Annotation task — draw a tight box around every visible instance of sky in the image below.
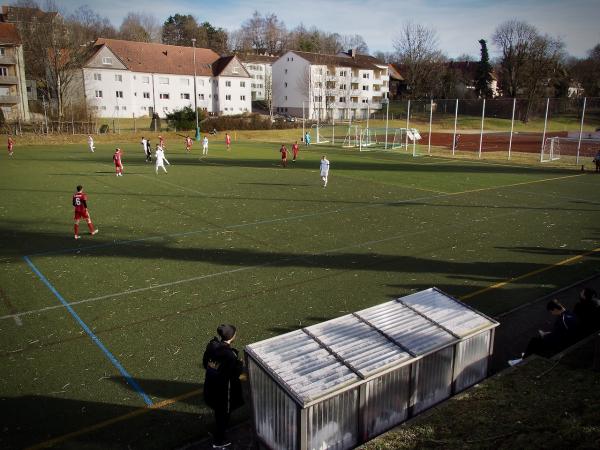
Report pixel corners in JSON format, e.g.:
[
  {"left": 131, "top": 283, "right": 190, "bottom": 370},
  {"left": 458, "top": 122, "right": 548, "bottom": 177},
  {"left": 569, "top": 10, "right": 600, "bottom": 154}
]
[{"left": 56, "top": 0, "right": 599, "bottom": 58}]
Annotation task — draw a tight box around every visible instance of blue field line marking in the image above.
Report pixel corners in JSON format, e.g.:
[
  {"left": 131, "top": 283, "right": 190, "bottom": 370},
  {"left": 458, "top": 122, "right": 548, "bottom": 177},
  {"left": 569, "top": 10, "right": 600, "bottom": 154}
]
[{"left": 23, "top": 256, "right": 154, "bottom": 406}]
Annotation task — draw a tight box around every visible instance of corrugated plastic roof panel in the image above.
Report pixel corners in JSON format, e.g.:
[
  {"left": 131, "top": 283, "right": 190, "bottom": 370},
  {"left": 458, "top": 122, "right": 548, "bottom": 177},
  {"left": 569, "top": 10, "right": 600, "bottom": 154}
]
[
  {"left": 305, "top": 314, "right": 411, "bottom": 378},
  {"left": 355, "top": 301, "right": 456, "bottom": 355},
  {"left": 246, "top": 329, "right": 360, "bottom": 405},
  {"left": 399, "top": 288, "right": 497, "bottom": 338}
]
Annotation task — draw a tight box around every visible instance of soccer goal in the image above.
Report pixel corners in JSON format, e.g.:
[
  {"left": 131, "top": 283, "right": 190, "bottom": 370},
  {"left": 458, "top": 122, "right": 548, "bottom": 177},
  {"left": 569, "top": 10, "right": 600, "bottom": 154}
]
[
  {"left": 541, "top": 137, "right": 561, "bottom": 162},
  {"left": 310, "top": 124, "right": 330, "bottom": 144},
  {"left": 342, "top": 125, "right": 361, "bottom": 148}
]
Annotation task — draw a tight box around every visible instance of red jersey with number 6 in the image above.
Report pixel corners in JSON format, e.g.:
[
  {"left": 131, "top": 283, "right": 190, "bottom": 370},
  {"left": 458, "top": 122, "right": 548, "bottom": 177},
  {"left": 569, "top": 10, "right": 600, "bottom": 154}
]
[{"left": 73, "top": 192, "right": 89, "bottom": 220}]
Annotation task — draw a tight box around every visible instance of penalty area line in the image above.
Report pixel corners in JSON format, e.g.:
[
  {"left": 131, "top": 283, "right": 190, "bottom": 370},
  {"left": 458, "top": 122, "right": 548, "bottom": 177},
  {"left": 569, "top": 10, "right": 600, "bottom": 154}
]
[{"left": 22, "top": 256, "right": 153, "bottom": 406}]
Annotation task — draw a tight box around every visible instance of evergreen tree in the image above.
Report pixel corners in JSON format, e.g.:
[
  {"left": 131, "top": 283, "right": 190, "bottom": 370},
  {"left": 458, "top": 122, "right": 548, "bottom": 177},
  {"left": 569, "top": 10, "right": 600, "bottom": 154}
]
[{"left": 475, "top": 39, "right": 493, "bottom": 98}]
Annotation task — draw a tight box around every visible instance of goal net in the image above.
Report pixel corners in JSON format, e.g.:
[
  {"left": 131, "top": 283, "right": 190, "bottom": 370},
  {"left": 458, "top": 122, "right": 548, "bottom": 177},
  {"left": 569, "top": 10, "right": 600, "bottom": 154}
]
[
  {"left": 310, "top": 124, "right": 329, "bottom": 144},
  {"left": 541, "top": 137, "right": 561, "bottom": 162}
]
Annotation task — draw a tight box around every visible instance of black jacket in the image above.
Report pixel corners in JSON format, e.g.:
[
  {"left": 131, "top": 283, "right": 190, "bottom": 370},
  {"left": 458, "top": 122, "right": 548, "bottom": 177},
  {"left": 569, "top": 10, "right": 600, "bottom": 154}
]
[{"left": 202, "top": 337, "right": 244, "bottom": 412}]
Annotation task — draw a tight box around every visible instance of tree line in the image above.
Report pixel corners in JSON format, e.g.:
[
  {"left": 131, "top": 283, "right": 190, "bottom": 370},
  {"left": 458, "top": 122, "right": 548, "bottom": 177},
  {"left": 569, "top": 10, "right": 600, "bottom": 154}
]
[{"left": 8, "top": 0, "right": 600, "bottom": 124}]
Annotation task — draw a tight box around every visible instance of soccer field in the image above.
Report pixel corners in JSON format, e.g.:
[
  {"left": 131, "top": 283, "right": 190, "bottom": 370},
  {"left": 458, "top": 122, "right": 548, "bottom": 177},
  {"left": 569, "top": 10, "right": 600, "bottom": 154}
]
[{"left": 1, "top": 139, "right": 599, "bottom": 449}]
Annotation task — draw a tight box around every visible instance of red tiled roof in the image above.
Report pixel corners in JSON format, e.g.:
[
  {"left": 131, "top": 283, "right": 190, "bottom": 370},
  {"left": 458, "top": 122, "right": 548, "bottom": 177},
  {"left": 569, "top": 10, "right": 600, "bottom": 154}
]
[
  {"left": 0, "top": 22, "right": 21, "bottom": 45},
  {"left": 92, "top": 38, "right": 221, "bottom": 77},
  {"left": 237, "top": 53, "right": 278, "bottom": 64},
  {"left": 291, "top": 50, "right": 385, "bottom": 70}
]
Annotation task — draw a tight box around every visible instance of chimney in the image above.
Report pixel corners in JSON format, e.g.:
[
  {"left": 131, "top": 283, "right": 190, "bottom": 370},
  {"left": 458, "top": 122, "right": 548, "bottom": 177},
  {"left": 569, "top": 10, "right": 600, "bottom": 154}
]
[{"left": 349, "top": 48, "right": 356, "bottom": 59}]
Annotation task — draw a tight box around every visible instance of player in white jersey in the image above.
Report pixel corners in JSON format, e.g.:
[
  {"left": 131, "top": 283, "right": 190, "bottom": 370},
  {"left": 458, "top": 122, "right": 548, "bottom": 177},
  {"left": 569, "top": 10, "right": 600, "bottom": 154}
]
[
  {"left": 202, "top": 136, "right": 209, "bottom": 155},
  {"left": 87, "top": 135, "right": 95, "bottom": 152},
  {"left": 320, "top": 155, "right": 330, "bottom": 187},
  {"left": 155, "top": 145, "right": 170, "bottom": 174}
]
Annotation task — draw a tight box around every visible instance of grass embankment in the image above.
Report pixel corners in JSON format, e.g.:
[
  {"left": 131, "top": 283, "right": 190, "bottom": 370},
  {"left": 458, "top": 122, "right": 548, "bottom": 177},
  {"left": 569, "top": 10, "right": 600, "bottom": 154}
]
[{"left": 361, "top": 341, "right": 600, "bottom": 450}]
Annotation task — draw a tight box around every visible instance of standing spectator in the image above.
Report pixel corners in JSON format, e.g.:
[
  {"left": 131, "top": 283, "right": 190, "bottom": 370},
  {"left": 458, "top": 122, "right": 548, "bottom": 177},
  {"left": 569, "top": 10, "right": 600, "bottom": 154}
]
[
  {"left": 72, "top": 185, "right": 98, "bottom": 240},
  {"left": 305, "top": 131, "right": 311, "bottom": 146},
  {"left": 320, "top": 155, "right": 330, "bottom": 187},
  {"left": 155, "top": 145, "right": 170, "bottom": 174},
  {"left": 593, "top": 150, "right": 600, "bottom": 173},
  {"left": 87, "top": 135, "right": 95, "bottom": 153},
  {"left": 203, "top": 324, "right": 244, "bottom": 449},
  {"left": 7, "top": 136, "right": 14, "bottom": 157},
  {"left": 225, "top": 133, "right": 231, "bottom": 150},
  {"left": 279, "top": 143, "right": 288, "bottom": 167},
  {"left": 202, "top": 135, "right": 209, "bottom": 156},
  {"left": 574, "top": 287, "right": 600, "bottom": 336},
  {"left": 292, "top": 140, "right": 299, "bottom": 163},
  {"left": 113, "top": 148, "right": 124, "bottom": 177}
]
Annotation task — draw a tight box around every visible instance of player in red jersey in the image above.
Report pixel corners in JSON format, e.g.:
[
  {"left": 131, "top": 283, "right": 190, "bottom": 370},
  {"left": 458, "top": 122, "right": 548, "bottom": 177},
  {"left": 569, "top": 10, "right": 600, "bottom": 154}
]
[
  {"left": 7, "top": 136, "right": 14, "bottom": 157},
  {"left": 225, "top": 133, "right": 231, "bottom": 150},
  {"left": 291, "top": 140, "right": 299, "bottom": 163},
  {"left": 279, "top": 144, "right": 288, "bottom": 168},
  {"left": 73, "top": 185, "right": 98, "bottom": 240},
  {"left": 159, "top": 135, "right": 165, "bottom": 148},
  {"left": 113, "top": 148, "right": 123, "bottom": 176},
  {"left": 185, "top": 135, "right": 193, "bottom": 152}
]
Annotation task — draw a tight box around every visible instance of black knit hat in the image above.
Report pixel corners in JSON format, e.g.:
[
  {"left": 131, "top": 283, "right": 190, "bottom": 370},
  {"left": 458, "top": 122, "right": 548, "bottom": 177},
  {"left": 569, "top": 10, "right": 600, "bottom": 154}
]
[{"left": 217, "top": 324, "right": 236, "bottom": 341}]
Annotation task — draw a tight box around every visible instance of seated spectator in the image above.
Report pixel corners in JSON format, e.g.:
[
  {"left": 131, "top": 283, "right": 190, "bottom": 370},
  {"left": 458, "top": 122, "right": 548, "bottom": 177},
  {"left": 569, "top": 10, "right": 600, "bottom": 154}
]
[
  {"left": 509, "top": 299, "right": 579, "bottom": 365},
  {"left": 574, "top": 287, "right": 600, "bottom": 336}
]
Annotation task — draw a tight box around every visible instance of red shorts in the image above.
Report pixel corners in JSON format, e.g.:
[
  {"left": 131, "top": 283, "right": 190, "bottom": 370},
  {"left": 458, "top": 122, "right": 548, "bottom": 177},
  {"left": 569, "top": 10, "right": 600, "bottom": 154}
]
[
  {"left": 74, "top": 210, "right": 90, "bottom": 221},
  {"left": 8, "top": 145, "right": 13, "bottom": 151},
  {"left": 281, "top": 154, "right": 287, "bottom": 160},
  {"left": 115, "top": 163, "right": 123, "bottom": 168}
]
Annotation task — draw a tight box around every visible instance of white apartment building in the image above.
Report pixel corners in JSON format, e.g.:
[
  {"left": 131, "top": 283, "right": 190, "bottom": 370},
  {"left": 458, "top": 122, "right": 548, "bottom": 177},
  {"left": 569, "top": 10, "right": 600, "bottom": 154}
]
[
  {"left": 272, "top": 49, "right": 389, "bottom": 120},
  {"left": 0, "top": 22, "right": 29, "bottom": 121},
  {"left": 238, "top": 54, "right": 277, "bottom": 101},
  {"left": 80, "top": 39, "right": 252, "bottom": 118}
]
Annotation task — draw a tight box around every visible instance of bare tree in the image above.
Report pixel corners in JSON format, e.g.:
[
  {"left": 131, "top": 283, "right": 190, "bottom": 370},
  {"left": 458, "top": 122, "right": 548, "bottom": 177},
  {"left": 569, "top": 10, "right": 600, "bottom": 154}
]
[
  {"left": 570, "top": 43, "right": 600, "bottom": 97},
  {"left": 492, "top": 19, "right": 538, "bottom": 98},
  {"left": 338, "top": 34, "right": 368, "bottom": 54},
  {"left": 393, "top": 22, "right": 446, "bottom": 99},
  {"left": 119, "top": 12, "right": 160, "bottom": 42}
]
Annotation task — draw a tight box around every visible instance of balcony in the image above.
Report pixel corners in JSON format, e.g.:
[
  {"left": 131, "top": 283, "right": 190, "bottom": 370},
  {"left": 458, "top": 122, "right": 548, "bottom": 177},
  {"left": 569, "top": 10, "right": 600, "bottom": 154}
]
[
  {"left": 0, "top": 75, "right": 18, "bottom": 85},
  {"left": 0, "top": 94, "right": 19, "bottom": 104},
  {"left": 0, "top": 55, "right": 16, "bottom": 65}
]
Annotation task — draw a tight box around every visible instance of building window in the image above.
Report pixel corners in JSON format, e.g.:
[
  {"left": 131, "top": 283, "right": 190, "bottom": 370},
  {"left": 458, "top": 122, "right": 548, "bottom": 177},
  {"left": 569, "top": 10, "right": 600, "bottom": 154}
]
[
  {"left": 284, "top": 82, "right": 288, "bottom": 88},
  {"left": 340, "top": 84, "right": 346, "bottom": 90},
  {"left": 181, "top": 93, "right": 190, "bottom": 99},
  {"left": 180, "top": 78, "right": 190, "bottom": 85},
  {"left": 93, "top": 73, "right": 101, "bottom": 81},
  {"left": 284, "top": 96, "right": 288, "bottom": 101},
  {"left": 95, "top": 90, "right": 103, "bottom": 98},
  {"left": 0, "top": 67, "right": 7, "bottom": 76},
  {"left": 240, "top": 81, "right": 245, "bottom": 87},
  {"left": 122, "top": 106, "right": 126, "bottom": 110},
  {"left": 142, "top": 76, "right": 150, "bottom": 83},
  {"left": 102, "top": 56, "right": 112, "bottom": 65},
  {"left": 159, "top": 77, "right": 169, "bottom": 84},
  {"left": 115, "top": 106, "right": 119, "bottom": 110},
  {"left": 340, "top": 71, "right": 347, "bottom": 77},
  {"left": 198, "top": 79, "right": 204, "bottom": 86},
  {"left": 115, "top": 74, "right": 122, "bottom": 82},
  {"left": 285, "top": 69, "right": 288, "bottom": 74},
  {"left": 0, "top": 48, "right": 5, "bottom": 56},
  {"left": 143, "top": 92, "right": 150, "bottom": 99},
  {"left": 232, "top": 65, "right": 239, "bottom": 74},
  {"left": 214, "top": 94, "right": 218, "bottom": 100},
  {"left": 362, "top": 85, "right": 369, "bottom": 91},
  {"left": 101, "top": 106, "right": 106, "bottom": 110},
  {"left": 116, "top": 91, "right": 123, "bottom": 98},
  {"left": 340, "top": 97, "right": 346, "bottom": 102},
  {"left": 363, "top": 73, "right": 370, "bottom": 79},
  {"left": 225, "top": 81, "right": 231, "bottom": 87},
  {"left": 159, "top": 93, "right": 170, "bottom": 99},
  {"left": 240, "top": 95, "right": 245, "bottom": 101},
  {"left": 226, "top": 94, "right": 231, "bottom": 100},
  {"left": 199, "top": 93, "right": 204, "bottom": 100}
]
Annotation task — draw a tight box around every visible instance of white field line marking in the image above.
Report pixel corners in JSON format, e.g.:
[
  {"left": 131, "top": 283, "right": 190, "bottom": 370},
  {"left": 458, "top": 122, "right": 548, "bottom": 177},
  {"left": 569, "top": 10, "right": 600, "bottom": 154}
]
[{"left": 4, "top": 187, "right": 588, "bottom": 322}]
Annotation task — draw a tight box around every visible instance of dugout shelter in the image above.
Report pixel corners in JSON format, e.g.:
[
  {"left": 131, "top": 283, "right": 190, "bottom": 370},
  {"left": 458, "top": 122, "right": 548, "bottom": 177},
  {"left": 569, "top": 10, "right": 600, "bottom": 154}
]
[{"left": 245, "top": 287, "right": 499, "bottom": 450}]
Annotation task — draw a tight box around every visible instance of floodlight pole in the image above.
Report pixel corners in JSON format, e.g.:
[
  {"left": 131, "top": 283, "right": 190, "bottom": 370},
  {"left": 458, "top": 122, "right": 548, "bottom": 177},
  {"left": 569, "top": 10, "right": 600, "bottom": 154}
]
[
  {"left": 452, "top": 99, "right": 458, "bottom": 155},
  {"left": 428, "top": 99, "right": 433, "bottom": 154},
  {"left": 508, "top": 97, "right": 516, "bottom": 160},
  {"left": 540, "top": 97, "right": 550, "bottom": 160},
  {"left": 384, "top": 98, "right": 389, "bottom": 150},
  {"left": 576, "top": 97, "right": 587, "bottom": 165},
  {"left": 192, "top": 38, "right": 200, "bottom": 141},
  {"left": 302, "top": 101, "right": 306, "bottom": 141},
  {"left": 478, "top": 98, "right": 485, "bottom": 159}
]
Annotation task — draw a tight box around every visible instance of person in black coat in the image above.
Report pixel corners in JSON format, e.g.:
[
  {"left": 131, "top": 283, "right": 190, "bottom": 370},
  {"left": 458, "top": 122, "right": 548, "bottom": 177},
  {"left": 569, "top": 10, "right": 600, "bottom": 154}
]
[
  {"left": 574, "top": 287, "right": 600, "bottom": 336},
  {"left": 203, "top": 324, "right": 244, "bottom": 448}
]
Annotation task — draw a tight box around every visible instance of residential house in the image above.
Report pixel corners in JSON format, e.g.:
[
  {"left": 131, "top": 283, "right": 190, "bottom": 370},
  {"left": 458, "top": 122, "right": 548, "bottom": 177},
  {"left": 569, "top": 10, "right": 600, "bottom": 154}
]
[
  {"left": 272, "top": 49, "right": 389, "bottom": 120},
  {"left": 0, "top": 22, "right": 29, "bottom": 121},
  {"left": 79, "top": 38, "right": 252, "bottom": 118},
  {"left": 238, "top": 54, "right": 277, "bottom": 102}
]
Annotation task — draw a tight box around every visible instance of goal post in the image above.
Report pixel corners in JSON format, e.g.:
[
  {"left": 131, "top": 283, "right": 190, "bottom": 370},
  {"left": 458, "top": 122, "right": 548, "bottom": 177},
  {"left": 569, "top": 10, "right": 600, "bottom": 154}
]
[
  {"left": 541, "top": 137, "right": 561, "bottom": 162},
  {"left": 542, "top": 136, "right": 600, "bottom": 163}
]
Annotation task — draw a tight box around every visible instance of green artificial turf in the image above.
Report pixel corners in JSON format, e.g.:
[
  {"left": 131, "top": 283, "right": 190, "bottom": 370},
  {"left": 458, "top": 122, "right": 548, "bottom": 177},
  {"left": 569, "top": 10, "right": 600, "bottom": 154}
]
[{"left": 0, "top": 139, "right": 599, "bottom": 449}]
